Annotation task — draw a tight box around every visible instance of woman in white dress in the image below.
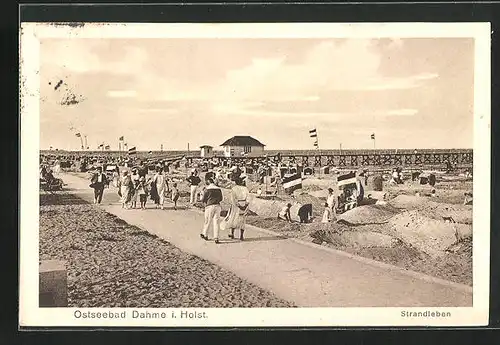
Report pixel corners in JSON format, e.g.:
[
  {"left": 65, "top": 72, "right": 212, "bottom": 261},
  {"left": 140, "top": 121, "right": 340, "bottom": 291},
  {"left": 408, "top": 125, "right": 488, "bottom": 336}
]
[
  {"left": 225, "top": 174, "right": 250, "bottom": 241},
  {"left": 117, "top": 170, "right": 133, "bottom": 209},
  {"left": 321, "top": 188, "right": 336, "bottom": 223},
  {"left": 152, "top": 166, "right": 169, "bottom": 210},
  {"left": 112, "top": 169, "right": 119, "bottom": 188}
]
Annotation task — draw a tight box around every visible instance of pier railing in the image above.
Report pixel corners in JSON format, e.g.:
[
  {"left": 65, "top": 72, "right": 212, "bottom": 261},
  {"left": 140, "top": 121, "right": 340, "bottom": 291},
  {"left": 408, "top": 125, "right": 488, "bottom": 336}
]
[{"left": 187, "top": 151, "right": 473, "bottom": 169}]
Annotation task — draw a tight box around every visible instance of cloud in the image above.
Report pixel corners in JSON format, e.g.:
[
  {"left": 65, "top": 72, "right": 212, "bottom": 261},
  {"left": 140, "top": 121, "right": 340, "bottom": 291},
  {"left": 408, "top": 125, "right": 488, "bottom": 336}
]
[
  {"left": 413, "top": 72, "right": 439, "bottom": 80},
  {"left": 302, "top": 96, "right": 320, "bottom": 101},
  {"left": 386, "top": 108, "right": 419, "bottom": 116},
  {"left": 41, "top": 38, "right": 439, "bottom": 109},
  {"left": 41, "top": 40, "right": 148, "bottom": 76},
  {"left": 388, "top": 38, "right": 404, "bottom": 49},
  {"left": 212, "top": 100, "right": 349, "bottom": 119},
  {"left": 221, "top": 40, "right": 439, "bottom": 102},
  {"left": 137, "top": 108, "right": 180, "bottom": 114},
  {"left": 107, "top": 90, "right": 137, "bottom": 98}
]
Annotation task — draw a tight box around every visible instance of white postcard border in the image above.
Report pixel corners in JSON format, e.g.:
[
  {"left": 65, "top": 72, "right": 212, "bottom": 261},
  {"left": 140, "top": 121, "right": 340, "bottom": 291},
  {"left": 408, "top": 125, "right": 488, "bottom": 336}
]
[{"left": 19, "top": 22, "right": 491, "bottom": 327}]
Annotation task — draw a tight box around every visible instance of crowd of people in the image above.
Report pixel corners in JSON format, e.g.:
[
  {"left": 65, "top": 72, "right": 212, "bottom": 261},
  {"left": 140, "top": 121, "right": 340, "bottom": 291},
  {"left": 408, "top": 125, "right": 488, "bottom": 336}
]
[
  {"left": 43, "top": 152, "right": 468, "bottom": 244},
  {"left": 86, "top": 160, "right": 251, "bottom": 244}
]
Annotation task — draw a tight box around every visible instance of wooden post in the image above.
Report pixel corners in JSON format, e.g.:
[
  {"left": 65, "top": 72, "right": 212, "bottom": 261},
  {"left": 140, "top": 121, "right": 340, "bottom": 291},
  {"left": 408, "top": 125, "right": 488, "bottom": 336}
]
[{"left": 39, "top": 260, "right": 67, "bottom": 307}]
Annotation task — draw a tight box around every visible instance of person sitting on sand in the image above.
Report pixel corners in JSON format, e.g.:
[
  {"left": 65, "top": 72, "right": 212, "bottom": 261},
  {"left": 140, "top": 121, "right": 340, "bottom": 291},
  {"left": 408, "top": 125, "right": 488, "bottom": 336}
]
[
  {"left": 44, "top": 168, "right": 56, "bottom": 184},
  {"left": 463, "top": 192, "right": 473, "bottom": 205},
  {"left": 40, "top": 165, "right": 48, "bottom": 180},
  {"left": 298, "top": 203, "right": 313, "bottom": 223},
  {"left": 278, "top": 203, "right": 293, "bottom": 222}
]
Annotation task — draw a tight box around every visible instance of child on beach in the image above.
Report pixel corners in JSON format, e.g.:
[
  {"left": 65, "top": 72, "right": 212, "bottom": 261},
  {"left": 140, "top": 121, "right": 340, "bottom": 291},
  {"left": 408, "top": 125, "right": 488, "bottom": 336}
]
[
  {"left": 171, "top": 182, "right": 180, "bottom": 210},
  {"left": 137, "top": 176, "right": 148, "bottom": 210}
]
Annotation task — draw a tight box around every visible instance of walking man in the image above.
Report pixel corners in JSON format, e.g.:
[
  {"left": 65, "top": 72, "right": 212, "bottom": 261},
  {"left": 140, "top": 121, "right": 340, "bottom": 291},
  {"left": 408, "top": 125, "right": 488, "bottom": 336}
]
[
  {"left": 200, "top": 176, "right": 223, "bottom": 244},
  {"left": 186, "top": 169, "right": 201, "bottom": 205},
  {"left": 90, "top": 166, "right": 108, "bottom": 204}
]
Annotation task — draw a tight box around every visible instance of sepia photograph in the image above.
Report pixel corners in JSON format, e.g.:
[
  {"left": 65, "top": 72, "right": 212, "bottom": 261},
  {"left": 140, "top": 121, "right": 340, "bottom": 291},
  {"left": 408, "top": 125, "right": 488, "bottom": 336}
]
[{"left": 20, "top": 22, "right": 490, "bottom": 327}]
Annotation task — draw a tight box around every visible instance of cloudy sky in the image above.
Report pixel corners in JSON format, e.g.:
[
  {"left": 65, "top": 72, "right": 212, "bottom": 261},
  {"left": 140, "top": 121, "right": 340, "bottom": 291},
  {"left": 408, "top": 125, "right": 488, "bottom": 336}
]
[{"left": 39, "top": 37, "right": 474, "bottom": 151}]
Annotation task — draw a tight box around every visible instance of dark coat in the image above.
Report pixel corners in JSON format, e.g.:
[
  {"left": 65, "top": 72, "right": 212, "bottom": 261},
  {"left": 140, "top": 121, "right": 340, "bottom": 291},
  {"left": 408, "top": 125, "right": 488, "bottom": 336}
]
[{"left": 90, "top": 173, "right": 108, "bottom": 188}]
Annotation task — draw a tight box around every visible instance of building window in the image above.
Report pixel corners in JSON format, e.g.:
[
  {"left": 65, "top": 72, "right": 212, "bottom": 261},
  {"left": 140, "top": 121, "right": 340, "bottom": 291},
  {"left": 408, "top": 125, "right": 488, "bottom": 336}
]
[{"left": 244, "top": 146, "right": 252, "bottom": 153}]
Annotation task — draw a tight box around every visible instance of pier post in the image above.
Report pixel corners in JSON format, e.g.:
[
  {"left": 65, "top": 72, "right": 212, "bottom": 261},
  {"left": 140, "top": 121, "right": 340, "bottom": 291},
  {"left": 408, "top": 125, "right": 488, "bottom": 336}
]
[{"left": 39, "top": 260, "right": 68, "bottom": 307}]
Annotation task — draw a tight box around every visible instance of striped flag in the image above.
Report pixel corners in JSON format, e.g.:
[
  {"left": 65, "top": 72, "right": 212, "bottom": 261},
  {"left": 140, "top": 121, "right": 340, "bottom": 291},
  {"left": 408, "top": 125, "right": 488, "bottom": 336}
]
[
  {"left": 282, "top": 173, "right": 302, "bottom": 194},
  {"left": 98, "top": 143, "right": 104, "bottom": 149},
  {"left": 75, "top": 133, "right": 81, "bottom": 137},
  {"left": 148, "top": 150, "right": 153, "bottom": 154},
  {"left": 105, "top": 145, "right": 110, "bottom": 150},
  {"left": 128, "top": 147, "right": 137, "bottom": 155},
  {"left": 371, "top": 133, "right": 375, "bottom": 140},
  {"left": 313, "top": 140, "right": 318, "bottom": 147},
  {"left": 337, "top": 171, "right": 357, "bottom": 187},
  {"left": 119, "top": 136, "right": 124, "bottom": 141},
  {"left": 309, "top": 128, "right": 317, "bottom": 138}
]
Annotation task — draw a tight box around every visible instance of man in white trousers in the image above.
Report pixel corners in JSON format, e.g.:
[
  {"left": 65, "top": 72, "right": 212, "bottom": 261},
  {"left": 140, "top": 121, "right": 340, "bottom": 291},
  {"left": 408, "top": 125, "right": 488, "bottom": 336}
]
[
  {"left": 186, "top": 169, "right": 201, "bottom": 205},
  {"left": 200, "top": 176, "right": 223, "bottom": 244}
]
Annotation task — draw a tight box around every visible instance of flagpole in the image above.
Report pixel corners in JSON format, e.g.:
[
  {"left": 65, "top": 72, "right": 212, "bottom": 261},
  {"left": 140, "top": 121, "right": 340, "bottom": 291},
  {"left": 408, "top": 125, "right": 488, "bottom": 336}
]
[
  {"left": 316, "top": 129, "right": 320, "bottom": 152},
  {"left": 316, "top": 129, "right": 321, "bottom": 173}
]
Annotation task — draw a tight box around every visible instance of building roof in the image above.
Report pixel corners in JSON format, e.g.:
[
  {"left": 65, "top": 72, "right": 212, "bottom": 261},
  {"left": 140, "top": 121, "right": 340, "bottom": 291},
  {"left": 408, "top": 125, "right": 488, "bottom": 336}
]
[
  {"left": 200, "top": 145, "right": 213, "bottom": 148},
  {"left": 220, "top": 136, "right": 266, "bottom": 147}
]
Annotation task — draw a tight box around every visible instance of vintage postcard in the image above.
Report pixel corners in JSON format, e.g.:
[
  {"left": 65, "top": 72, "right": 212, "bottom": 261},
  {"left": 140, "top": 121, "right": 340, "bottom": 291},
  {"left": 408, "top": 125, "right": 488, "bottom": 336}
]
[{"left": 20, "top": 22, "right": 490, "bottom": 327}]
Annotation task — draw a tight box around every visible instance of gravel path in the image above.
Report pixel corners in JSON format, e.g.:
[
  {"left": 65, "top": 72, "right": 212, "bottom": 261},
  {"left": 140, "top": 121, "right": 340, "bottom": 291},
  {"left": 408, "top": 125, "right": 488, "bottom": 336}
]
[{"left": 39, "top": 192, "right": 295, "bottom": 308}]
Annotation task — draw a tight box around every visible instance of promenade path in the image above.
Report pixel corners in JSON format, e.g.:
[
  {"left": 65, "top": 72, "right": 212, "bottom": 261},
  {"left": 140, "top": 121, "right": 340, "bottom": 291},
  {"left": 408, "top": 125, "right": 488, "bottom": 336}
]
[{"left": 59, "top": 173, "right": 473, "bottom": 307}]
